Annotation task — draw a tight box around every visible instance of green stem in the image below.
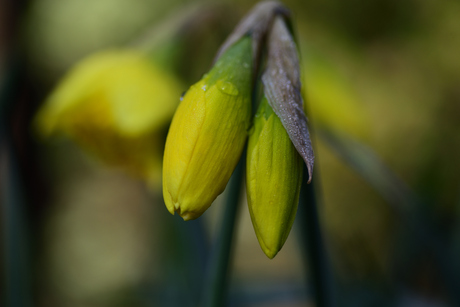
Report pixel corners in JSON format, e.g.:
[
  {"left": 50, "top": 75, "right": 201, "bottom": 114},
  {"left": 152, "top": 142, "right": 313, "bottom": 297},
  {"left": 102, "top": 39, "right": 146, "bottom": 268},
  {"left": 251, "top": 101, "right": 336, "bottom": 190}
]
[
  {"left": 154, "top": 190, "right": 208, "bottom": 307},
  {"left": 1, "top": 54, "right": 32, "bottom": 307},
  {"left": 298, "top": 166, "right": 335, "bottom": 307},
  {"left": 1, "top": 144, "right": 33, "bottom": 307},
  {"left": 201, "top": 155, "right": 245, "bottom": 307}
]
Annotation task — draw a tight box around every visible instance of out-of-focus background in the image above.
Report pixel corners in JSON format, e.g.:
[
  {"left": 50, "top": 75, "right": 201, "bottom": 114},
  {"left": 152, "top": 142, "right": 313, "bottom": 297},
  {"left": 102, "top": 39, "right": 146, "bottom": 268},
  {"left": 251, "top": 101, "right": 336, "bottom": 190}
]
[{"left": 1, "top": 0, "right": 460, "bottom": 306}]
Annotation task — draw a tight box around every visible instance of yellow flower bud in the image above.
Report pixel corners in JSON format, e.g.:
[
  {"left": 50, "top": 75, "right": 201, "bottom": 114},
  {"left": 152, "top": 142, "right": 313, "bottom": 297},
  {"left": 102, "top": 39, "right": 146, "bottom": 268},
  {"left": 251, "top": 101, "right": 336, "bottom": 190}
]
[
  {"left": 246, "top": 96, "right": 303, "bottom": 259},
  {"left": 163, "top": 36, "right": 252, "bottom": 221},
  {"left": 35, "top": 50, "right": 182, "bottom": 185}
]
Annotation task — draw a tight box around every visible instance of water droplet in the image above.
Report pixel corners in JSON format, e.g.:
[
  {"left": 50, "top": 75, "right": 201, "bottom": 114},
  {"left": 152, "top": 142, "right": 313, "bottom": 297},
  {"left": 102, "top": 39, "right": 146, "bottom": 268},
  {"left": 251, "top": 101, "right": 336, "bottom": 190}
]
[
  {"left": 202, "top": 84, "right": 208, "bottom": 91},
  {"left": 180, "top": 90, "right": 187, "bottom": 101},
  {"left": 216, "top": 80, "right": 239, "bottom": 96}
]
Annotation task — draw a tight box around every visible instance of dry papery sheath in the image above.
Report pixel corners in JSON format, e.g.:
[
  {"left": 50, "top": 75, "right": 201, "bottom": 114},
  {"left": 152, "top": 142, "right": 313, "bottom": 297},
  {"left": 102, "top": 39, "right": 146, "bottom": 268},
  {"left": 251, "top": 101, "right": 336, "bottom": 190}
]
[
  {"left": 214, "top": 1, "right": 288, "bottom": 80},
  {"left": 262, "top": 16, "right": 314, "bottom": 182},
  {"left": 216, "top": 0, "right": 314, "bottom": 182}
]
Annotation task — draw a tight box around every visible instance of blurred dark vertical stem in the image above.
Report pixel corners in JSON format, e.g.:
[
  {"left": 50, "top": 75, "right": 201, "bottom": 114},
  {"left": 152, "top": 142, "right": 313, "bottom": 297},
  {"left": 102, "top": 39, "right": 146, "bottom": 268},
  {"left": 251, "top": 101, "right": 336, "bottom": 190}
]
[
  {"left": 175, "top": 216, "right": 209, "bottom": 305},
  {"left": 1, "top": 139, "right": 32, "bottom": 307},
  {"left": 154, "top": 197, "right": 208, "bottom": 307},
  {"left": 298, "top": 167, "right": 335, "bottom": 307},
  {"left": 201, "top": 155, "right": 244, "bottom": 307},
  {"left": 1, "top": 53, "right": 33, "bottom": 307},
  {"left": 1, "top": 0, "right": 34, "bottom": 305}
]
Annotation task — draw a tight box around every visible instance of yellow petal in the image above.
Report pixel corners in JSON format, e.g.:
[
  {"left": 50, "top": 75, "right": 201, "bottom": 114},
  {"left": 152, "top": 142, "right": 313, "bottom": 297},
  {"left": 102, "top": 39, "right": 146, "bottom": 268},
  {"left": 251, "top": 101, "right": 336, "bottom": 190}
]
[
  {"left": 107, "top": 57, "right": 182, "bottom": 136},
  {"left": 34, "top": 49, "right": 182, "bottom": 185},
  {"left": 35, "top": 49, "right": 182, "bottom": 137}
]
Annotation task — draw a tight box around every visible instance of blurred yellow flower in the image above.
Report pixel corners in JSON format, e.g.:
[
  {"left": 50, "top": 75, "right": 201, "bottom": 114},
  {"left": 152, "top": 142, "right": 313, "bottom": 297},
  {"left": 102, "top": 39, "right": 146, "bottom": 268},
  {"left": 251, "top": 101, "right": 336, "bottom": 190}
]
[
  {"left": 246, "top": 96, "right": 303, "bottom": 259},
  {"left": 303, "top": 53, "right": 368, "bottom": 138},
  {"left": 35, "top": 49, "right": 182, "bottom": 185},
  {"left": 163, "top": 36, "right": 252, "bottom": 221}
]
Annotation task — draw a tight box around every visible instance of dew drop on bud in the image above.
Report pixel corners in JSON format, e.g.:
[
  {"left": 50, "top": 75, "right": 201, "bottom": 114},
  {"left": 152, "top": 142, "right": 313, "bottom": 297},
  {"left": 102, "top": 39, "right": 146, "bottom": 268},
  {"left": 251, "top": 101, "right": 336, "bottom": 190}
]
[{"left": 217, "top": 80, "right": 239, "bottom": 96}]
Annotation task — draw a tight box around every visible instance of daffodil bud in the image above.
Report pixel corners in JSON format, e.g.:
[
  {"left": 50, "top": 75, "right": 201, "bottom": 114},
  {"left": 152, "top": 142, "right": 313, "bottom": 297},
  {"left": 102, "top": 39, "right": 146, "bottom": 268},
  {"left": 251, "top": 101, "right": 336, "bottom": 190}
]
[
  {"left": 246, "top": 96, "right": 303, "bottom": 259},
  {"left": 163, "top": 36, "right": 252, "bottom": 221},
  {"left": 35, "top": 50, "right": 182, "bottom": 185}
]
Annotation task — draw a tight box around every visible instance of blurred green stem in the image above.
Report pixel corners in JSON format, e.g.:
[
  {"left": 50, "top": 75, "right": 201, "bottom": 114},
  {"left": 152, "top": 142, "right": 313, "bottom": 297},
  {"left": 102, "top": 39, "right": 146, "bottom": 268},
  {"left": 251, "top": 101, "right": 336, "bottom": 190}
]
[
  {"left": 201, "top": 154, "right": 245, "bottom": 307},
  {"left": 298, "top": 166, "right": 336, "bottom": 307},
  {"left": 319, "top": 128, "right": 460, "bottom": 305},
  {"left": 1, "top": 59, "right": 32, "bottom": 306},
  {"left": 318, "top": 129, "right": 416, "bottom": 213},
  {"left": 156, "top": 192, "right": 209, "bottom": 307},
  {"left": 1, "top": 144, "right": 32, "bottom": 307}
]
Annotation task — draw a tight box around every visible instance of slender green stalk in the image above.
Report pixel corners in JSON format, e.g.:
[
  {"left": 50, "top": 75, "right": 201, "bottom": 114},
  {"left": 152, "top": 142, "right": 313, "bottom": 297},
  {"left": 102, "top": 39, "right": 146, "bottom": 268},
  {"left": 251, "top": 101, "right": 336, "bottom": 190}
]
[
  {"left": 1, "top": 145, "right": 33, "bottom": 307},
  {"left": 298, "top": 166, "right": 336, "bottom": 307},
  {"left": 319, "top": 128, "right": 460, "bottom": 305},
  {"left": 201, "top": 155, "right": 245, "bottom": 307},
  {"left": 153, "top": 190, "right": 209, "bottom": 307},
  {"left": 1, "top": 57, "right": 32, "bottom": 307},
  {"left": 318, "top": 129, "right": 416, "bottom": 214}
]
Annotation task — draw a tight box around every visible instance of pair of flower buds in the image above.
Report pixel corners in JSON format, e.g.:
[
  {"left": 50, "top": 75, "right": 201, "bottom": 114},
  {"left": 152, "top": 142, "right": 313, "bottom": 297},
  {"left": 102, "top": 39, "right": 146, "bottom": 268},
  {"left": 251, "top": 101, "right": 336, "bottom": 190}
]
[{"left": 163, "top": 2, "right": 314, "bottom": 259}]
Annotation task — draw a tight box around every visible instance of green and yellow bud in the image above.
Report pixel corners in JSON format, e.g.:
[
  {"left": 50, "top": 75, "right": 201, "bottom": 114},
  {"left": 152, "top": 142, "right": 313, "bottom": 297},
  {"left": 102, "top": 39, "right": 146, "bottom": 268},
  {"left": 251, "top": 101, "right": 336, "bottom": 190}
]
[
  {"left": 35, "top": 50, "right": 182, "bottom": 185},
  {"left": 163, "top": 36, "right": 253, "bottom": 221},
  {"left": 246, "top": 96, "right": 303, "bottom": 259}
]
